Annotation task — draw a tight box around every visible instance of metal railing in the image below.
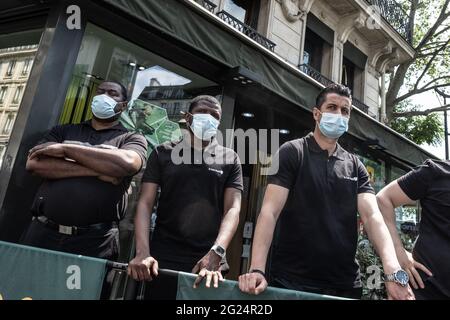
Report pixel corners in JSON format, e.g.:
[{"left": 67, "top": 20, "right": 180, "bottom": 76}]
[
  {"left": 216, "top": 10, "right": 276, "bottom": 52},
  {"left": 299, "top": 64, "right": 335, "bottom": 87},
  {"left": 199, "top": 0, "right": 217, "bottom": 13},
  {"left": 365, "top": 0, "right": 412, "bottom": 44},
  {"left": 352, "top": 97, "right": 370, "bottom": 114},
  {"left": 298, "top": 64, "right": 371, "bottom": 115}
]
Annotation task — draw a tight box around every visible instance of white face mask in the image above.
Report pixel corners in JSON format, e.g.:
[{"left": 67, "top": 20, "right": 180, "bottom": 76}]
[
  {"left": 91, "top": 94, "right": 120, "bottom": 120},
  {"left": 189, "top": 113, "right": 220, "bottom": 141}
]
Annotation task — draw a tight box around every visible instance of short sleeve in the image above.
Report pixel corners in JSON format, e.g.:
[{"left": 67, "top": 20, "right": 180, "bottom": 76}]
[
  {"left": 397, "top": 160, "right": 436, "bottom": 200},
  {"left": 267, "top": 141, "right": 300, "bottom": 190},
  {"left": 37, "top": 125, "right": 65, "bottom": 144},
  {"left": 141, "top": 148, "right": 161, "bottom": 184},
  {"left": 356, "top": 157, "right": 375, "bottom": 194},
  {"left": 120, "top": 133, "right": 148, "bottom": 171},
  {"left": 225, "top": 153, "right": 243, "bottom": 191}
]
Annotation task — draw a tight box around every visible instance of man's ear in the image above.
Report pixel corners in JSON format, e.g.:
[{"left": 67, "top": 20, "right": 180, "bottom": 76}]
[
  {"left": 120, "top": 101, "right": 129, "bottom": 111},
  {"left": 185, "top": 112, "right": 192, "bottom": 124},
  {"left": 312, "top": 107, "right": 321, "bottom": 122}
]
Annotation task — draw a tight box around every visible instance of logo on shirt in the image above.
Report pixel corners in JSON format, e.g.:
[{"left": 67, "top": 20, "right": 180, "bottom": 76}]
[
  {"left": 208, "top": 168, "right": 223, "bottom": 175},
  {"left": 342, "top": 176, "right": 358, "bottom": 181}
]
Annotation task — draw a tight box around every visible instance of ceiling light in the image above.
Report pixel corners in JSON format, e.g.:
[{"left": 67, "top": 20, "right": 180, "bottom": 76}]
[
  {"left": 241, "top": 112, "right": 255, "bottom": 118},
  {"left": 279, "top": 129, "right": 290, "bottom": 135}
]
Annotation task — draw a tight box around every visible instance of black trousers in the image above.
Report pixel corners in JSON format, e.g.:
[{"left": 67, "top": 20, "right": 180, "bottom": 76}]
[
  {"left": 20, "top": 219, "right": 120, "bottom": 260},
  {"left": 20, "top": 219, "right": 120, "bottom": 299},
  {"left": 270, "top": 276, "right": 362, "bottom": 300}
]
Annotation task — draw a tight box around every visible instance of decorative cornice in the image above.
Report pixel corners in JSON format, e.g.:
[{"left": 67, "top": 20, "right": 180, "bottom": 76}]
[{"left": 336, "top": 11, "right": 366, "bottom": 43}]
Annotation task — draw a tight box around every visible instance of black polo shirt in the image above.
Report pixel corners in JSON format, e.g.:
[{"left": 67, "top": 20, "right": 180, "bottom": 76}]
[
  {"left": 268, "top": 133, "right": 374, "bottom": 289},
  {"left": 397, "top": 159, "right": 450, "bottom": 297},
  {"left": 30, "top": 121, "right": 147, "bottom": 226},
  {"left": 142, "top": 138, "right": 243, "bottom": 265}
]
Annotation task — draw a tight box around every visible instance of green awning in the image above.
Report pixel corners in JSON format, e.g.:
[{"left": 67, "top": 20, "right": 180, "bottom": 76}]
[{"left": 99, "top": 0, "right": 437, "bottom": 166}]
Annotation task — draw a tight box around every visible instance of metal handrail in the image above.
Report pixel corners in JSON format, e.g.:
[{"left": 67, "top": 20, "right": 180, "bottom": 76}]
[
  {"left": 298, "top": 64, "right": 371, "bottom": 114},
  {"left": 365, "top": 0, "right": 412, "bottom": 44},
  {"left": 216, "top": 10, "right": 276, "bottom": 51}
]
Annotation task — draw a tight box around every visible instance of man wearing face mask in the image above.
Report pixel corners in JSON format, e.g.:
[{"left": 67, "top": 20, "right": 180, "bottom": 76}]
[
  {"left": 22, "top": 81, "right": 147, "bottom": 262},
  {"left": 128, "top": 95, "right": 243, "bottom": 298},
  {"left": 238, "top": 84, "right": 414, "bottom": 300}
]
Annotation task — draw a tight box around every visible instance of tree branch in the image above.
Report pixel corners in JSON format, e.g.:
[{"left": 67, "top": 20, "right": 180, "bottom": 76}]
[
  {"left": 414, "top": 39, "right": 450, "bottom": 89},
  {"left": 392, "top": 83, "right": 450, "bottom": 106},
  {"left": 415, "top": 0, "right": 450, "bottom": 50},
  {"left": 393, "top": 104, "right": 450, "bottom": 118},
  {"left": 422, "top": 76, "right": 450, "bottom": 89}
]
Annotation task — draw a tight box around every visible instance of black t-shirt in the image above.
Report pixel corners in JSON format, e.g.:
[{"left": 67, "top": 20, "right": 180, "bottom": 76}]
[
  {"left": 142, "top": 138, "right": 243, "bottom": 265},
  {"left": 268, "top": 133, "right": 374, "bottom": 289},
  {"left": 397, "top": 159, "right": 450, "bottom": 297},
  {"left": 31, "top": 121, "right": 147, "bottom": 226}
]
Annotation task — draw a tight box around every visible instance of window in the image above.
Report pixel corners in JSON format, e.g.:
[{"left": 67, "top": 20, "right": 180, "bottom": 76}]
[
  {"left": 223, "top": 0, "right": 260, "bottom": 28},
  {"left": 303, "top": 14, "right": 334, "bottom": 76},
  {"left": 5, "top": 60, "right": 16, "bottom": 77},
  {"left": 304, "top": 29, "right": 325, "bottom": 72},
  {"left": 3, "top": 113, "right": 15, "bottom": 134},
  {"left": 0, "top": 87, "right": 7, "bottom": 103},
  {"left": 342, "top": 42, "right": 367, "bottom": 99},
  {"left": 22, "top": 58, "right": 33, "bottom": 75},
  {"left": 12, "top": 86, "right": 23, "bottom": 104},
  {"left": 342, "top": 57, "right": 356, "bottom": 93},
  {"left": 0, "top": 144, "right": 5, "bottom": 167}
]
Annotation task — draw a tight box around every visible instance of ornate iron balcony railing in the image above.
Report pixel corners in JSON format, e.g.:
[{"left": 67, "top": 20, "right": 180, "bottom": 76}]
[
  {"left": 199, "top": 0, "right": 217, "bottom": 13},
  {"left": 216, "top": 10, "right": 276, "bottom": 52},
  {"left": 365, "top": 0, "right": 412, "bottom": 44},
  {"left": 352, "top": 97, "right": 370, "bottom": 114},
  {"left": 298, "top": 64, "right": 371, "bottom": 115},
  {"left": 298, "top": 64, "right": 335, "bottom": 87}
]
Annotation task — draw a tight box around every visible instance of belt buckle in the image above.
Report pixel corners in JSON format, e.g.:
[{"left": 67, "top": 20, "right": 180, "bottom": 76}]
[{"left": 58, "top": 225, "right": 74, "bottom": 235}]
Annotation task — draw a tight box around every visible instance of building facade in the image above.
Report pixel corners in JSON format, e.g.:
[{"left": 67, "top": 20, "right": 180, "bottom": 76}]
[
  {"left": 0, "top": 45, "right": 36, "bottom": 165},
  {"left": 0, "top": 0, "right": 436, "bottom": 298}
]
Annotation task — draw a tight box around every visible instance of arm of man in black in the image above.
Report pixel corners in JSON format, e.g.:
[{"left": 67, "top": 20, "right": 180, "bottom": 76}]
[
  {"left": 29, "top": 143, "right": 142, "bottom": 178},
  {"left": 192, "top": 187, "right": 242, "bottom": 288}
]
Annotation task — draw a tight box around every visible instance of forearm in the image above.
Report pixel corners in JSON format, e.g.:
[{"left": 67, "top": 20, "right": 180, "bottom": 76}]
[
  {"left": 377, "top": 197, "right": 406, "bottom": 252},
  {"left": 26, "top": 157, "right": 100, "bottom": 179},
  {"left": 63, "top": 144, "right": 139, "bottom": 177},
  {"left": 364, "top": 214, "right": 401, "bottom": 273},
  {"left": 214, "top": 208, "right": 240, "bottom": 249},
  {"left": 134, "top": 201, "right": 153, "bottom": 257},
  {"left": 250, "top": 211, "right": 278, "bottom": 271}
]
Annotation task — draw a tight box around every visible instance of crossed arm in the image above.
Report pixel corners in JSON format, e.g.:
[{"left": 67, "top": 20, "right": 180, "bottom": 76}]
[{"left": 26, "top": 142, "right": 142, "bottom": 180}]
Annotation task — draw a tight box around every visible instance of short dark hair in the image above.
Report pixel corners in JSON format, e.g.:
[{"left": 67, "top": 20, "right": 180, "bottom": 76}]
[
  {"left": 103, "top": 80, "right": 128, "bottom": 101},
  {"left": 188, "top": 95, "right": 221, "bottom": 113},
  {"left": 315, "top": 84, "right": 352, "bottom": 109}
]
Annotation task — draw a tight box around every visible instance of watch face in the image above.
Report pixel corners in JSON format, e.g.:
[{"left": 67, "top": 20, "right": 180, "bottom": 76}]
[{"left": 395, "top": 270, "right": 409, "bottom": 285}]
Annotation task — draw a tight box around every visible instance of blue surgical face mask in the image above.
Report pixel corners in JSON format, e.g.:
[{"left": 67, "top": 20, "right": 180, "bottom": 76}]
[
  {"left": 91, "top": 94, "right": 120, "bottom": 120},
  {"left": 189, "top": 113, "right": 220, "bottom": 141},
  {"left": 318, "top": 112, "right": 349, "bottom": 139}
]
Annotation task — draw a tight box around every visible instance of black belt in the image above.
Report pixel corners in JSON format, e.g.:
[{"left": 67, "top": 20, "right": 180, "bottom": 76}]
[{"left": 33, "top": 216, "right": 118, "bottom": 236}]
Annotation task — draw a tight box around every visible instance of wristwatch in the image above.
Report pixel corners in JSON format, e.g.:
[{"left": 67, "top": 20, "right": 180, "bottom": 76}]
[
  {"left": 211, "top": 244, "right": 226, "bottom": 258},
  {"left": 384, "top": 269, "right": 409, "bottom": 287}
]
